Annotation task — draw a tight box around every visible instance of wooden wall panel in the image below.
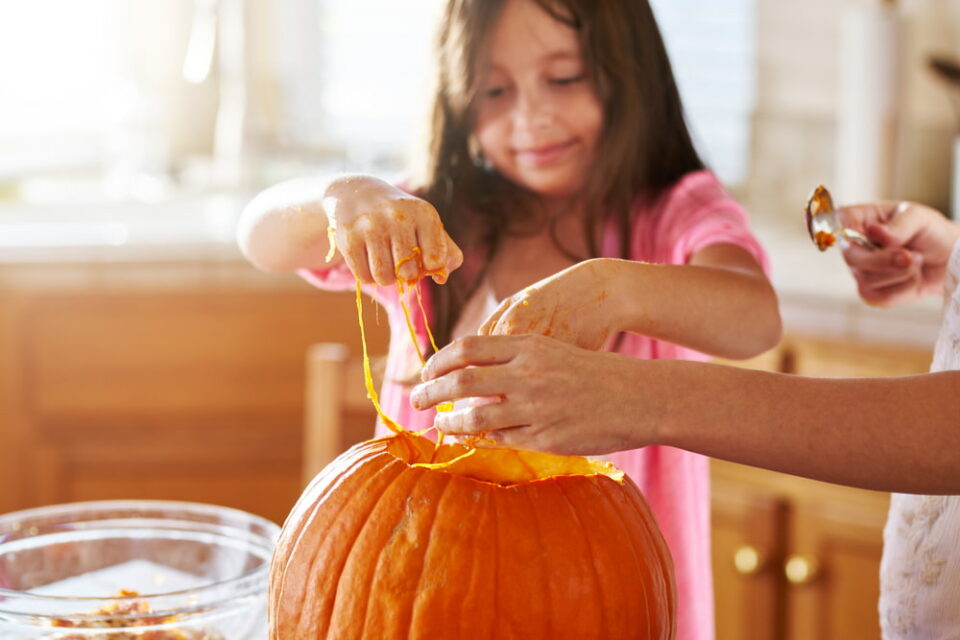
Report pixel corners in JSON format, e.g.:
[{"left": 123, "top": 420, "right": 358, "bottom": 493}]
[
  {"left": 711, "top": 474, "right": 788, "bottom": 640},
  {"left": 786, "top": 491, "right": 888, "bottom": 640},
  {"left": 1, "top": 266, "right": 390, "bottom": 523},
  {"left": 785, "top": 335, "right": 932, "bottom": 378},
  {"left": 0, "top": 291, "right": 29, "bottom": 516},
  {"left": 24, "top": 290, "right": 388, "bottom": 419},
  {"left": 712, "top": 460, "right": 890, "bottom": 640}
]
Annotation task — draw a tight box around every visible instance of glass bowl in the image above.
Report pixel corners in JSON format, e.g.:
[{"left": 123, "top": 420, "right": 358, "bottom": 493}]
[{"left": 0, "top": 500, "right": 280, "bottom": 639}]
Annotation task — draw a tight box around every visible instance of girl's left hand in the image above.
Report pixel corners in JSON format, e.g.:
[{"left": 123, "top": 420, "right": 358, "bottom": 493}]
[
  {"left": 481, "top": 259, "right": 621, "bottom": 350},
  {"left": 410, "top": 334, "right": 647, "bottom": 455}
]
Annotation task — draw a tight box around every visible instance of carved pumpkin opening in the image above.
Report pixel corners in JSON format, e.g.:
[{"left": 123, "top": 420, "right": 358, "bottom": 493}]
[{"left": 385, "top": 430, "right": 624, "bottom": 486}]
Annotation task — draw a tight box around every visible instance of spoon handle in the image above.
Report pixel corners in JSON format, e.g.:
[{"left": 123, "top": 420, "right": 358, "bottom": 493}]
[{"left": 840, "top": 228, "right": 879, "bottom": 250}]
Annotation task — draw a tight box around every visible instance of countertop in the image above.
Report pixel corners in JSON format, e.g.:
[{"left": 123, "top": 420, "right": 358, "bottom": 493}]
[
  {"left": 754, "top": 221, "right": 943, "bottom": 348},
  {"left": 0, "top": 199, "right": 946, "bottom": 348},
  {"left": 0, "top": 195, "right": 247, "bottom": 265}
]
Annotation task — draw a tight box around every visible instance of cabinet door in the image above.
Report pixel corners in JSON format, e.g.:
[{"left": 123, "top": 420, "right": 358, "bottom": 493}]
[
  {"left": 9, "top": 286, "right": 390, "bottom": 524},
  {"left": 784, "top": 490, "right": 889, "bottom": 640},
  {"left": 712, "top": 471, "right": 789, "bottom": 640}
]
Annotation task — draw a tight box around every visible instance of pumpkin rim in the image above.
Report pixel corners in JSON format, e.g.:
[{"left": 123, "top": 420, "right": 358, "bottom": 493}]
[{"left": 379, "top": 430, "right": 625, "bottom": 487}]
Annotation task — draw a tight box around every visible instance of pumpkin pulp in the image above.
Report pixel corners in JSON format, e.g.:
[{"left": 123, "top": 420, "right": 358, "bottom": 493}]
[{"left": 385, "top": 429, "right": 624, "bottom": 486}]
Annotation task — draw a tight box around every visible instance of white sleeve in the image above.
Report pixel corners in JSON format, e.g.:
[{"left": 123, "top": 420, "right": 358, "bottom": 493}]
[{"left": 946, "top": 237, "right": 960, "bottom": 300}]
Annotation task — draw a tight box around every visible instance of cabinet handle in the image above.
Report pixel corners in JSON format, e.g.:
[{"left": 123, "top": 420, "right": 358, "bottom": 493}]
[
  {"left": 784, "top": 555, "right": 820, "bottom": 585},
  {"left": 733, "top": 545, "right": 764, "bottom": 575}
]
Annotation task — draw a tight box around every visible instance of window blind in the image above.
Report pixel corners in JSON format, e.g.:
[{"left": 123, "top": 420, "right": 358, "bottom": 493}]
[{"left": 650, "top": 0, "right": 756, "bottom": 185}]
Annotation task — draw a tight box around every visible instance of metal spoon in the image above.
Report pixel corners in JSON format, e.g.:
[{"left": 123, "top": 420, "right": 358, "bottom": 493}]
[{"left": 804, "top": 185, "right": 878, "bottom": 251}]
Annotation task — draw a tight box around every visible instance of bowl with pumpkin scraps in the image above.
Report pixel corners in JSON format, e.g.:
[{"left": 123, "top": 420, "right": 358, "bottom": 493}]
[{"left": 0, "top": 500, "right": 278, "bottom": 639}]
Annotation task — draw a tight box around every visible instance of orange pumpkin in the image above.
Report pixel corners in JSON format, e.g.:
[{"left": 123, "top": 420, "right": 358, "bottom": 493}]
[{"left": 269, "top": 430, "right": 676, "bottom": 639}]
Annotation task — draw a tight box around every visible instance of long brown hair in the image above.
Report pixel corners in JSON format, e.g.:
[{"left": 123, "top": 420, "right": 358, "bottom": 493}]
[{"left": 413, "top": 0, "right": 704, "bottom": 347}]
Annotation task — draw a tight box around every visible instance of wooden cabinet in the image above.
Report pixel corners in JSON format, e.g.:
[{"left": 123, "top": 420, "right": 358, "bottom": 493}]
[
  {"left": 0, "top": 260, "right": 389, "bottom": 525},
  {"left": 711, "top": 335, "right": 932, "bottom": 640},
  {"left": 711, "top": 468, "right": 788, "bottom": 640},
  {"left": 712, "top": 461, "right": 890, "bottom": 640},
  {"left": 781, "top": 334, "right": 934, "bottom": 378}
]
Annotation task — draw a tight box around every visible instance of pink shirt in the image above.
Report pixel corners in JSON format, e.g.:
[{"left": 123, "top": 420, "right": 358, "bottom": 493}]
[{"left": 301, "top": 169, "right": 770, "bottom": 640}]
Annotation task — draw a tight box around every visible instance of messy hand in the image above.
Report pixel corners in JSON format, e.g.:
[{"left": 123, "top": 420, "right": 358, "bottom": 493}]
[
  {"left": 838, "top": 202, "right": 960, "bottom": 306},
  {"left": 480, "top": 259, "right": 621, "bottom": 350},
  {"left": 324, "top": 176, "right": 463, "bottom": 285},
  {"left": 410, "top": 335, "right": 650, "bottom": 455}
]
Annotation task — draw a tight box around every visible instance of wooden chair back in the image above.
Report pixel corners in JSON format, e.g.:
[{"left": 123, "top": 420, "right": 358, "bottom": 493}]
[{"left": 302, "top": 343, "right": 384, "bottom": 485}]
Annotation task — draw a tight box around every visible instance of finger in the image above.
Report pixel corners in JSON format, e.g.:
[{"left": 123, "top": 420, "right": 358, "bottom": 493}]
[
  {"left": 415, "top": 216, "right": 448, "bottom": 274},
  {"left": 865, "top": 224, "right": 890, "bottom": 249},
  {"left": 446, "top": 236, "right": 464, "bottom": 271},
  {"left": 433, "top": 236, "right": 463, "bottom": 284},
  {"left": 367, "top": 238, "right": 396, "bottom": 286},
  {"left": 410, "top": 365, "right": 514, "bottom": 410},
  {"left": 837, "top": 203, "right": 895, "bottom": 231},
  {"left": 486, "top": 425, "right": 540, "bottom": 450},
  {"left": 852, "top": 267, "right": 915, "bottom": 292},
  {"left": 842, "top": 245, "right": 914, "bottom": 274},
  {"left": 852, "top": 250, "right": 921, "bottom": 286},
  {"left": 858, "top": 276, "right": 922, "bottom": 308},
  {"left": 391, "top": 226, "right": 421, "bottom": 283},
  {"left": 867, "top": 203, "right": 925, "bottom": 249},
  {"left": 341, "top": 240, "right": 374, "bottom": 284},
  {"left": 453, "top": 425, "right": 537, "bottom": 451},
  {"left": 420, "top": 334, "right": 525, "bottom": 381},
  {"left": 434, "top": 401, "right": 528, "bottom": 436}
]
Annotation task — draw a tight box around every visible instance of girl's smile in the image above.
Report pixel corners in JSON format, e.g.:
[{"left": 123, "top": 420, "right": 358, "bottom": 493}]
[{"left": 514, "top": 138, "right": 580, "bottom": 169}]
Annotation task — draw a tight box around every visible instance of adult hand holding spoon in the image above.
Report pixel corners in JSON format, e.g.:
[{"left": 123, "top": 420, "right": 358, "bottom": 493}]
[{"left": 805, "top": 188, "right": 960, "bottom": 306}]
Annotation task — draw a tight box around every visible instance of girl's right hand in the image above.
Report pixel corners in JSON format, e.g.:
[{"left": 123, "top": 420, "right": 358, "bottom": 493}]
[
  {"left": 324, "top": 176, "right": 463, "bottom": 285},
  {"left": 838, "top": 202, "right": 960, "bottom": 307}
]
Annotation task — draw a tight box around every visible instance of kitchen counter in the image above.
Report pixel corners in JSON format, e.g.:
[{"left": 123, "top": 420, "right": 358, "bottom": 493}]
[
  {"left": 754, "top": 221, "right": 943, "bottom": 348},
  {"left": 0, "top": 195, "right": 248, "bottom": 265}
]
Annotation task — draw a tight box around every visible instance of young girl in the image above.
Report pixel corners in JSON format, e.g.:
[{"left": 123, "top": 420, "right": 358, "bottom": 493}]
[
  {"left": 412, "top": 200, "right": 960, "bottom": 639},
  {"left": 237, "top": 1, "right": 781, "bottom": 637}
]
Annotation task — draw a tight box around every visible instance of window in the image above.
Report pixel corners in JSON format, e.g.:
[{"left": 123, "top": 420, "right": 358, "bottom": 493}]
[
  {"left": 310, "top": 0, "right": 757, "bottom": 183},
  {"left": 0, "top": 1, "right": 199, "bottom": 203},
  {"left": 0, "top": 0, "right": 756, "bottom": 202},
  {"left": 274, "top": 0, "right": 442, "bottom": 167},
  {"left": 0, "top": 2, "right": 127, "bottom": 178},
  {"left": 650, "top": 0, "right": 756, "bottom": 185}
]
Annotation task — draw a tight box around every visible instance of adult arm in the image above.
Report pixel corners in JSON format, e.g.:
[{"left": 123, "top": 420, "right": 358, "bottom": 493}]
[{"left": 411, "top": 334, "right": 960, "bottom": 494}]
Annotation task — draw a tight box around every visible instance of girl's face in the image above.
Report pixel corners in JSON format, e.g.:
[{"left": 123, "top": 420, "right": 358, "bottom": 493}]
[{"left": 473, "top": 0, "right": 603, "bottom": 201}]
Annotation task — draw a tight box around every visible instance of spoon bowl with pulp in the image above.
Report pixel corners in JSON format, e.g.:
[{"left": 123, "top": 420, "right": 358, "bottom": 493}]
[{"left": 805, "top": 185, "right": 879, "bottom": 251}]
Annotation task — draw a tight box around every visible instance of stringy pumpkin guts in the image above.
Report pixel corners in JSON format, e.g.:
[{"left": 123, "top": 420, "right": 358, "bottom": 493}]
[{"left": 814, "top": 230, "right": 836, "bottom": 251}]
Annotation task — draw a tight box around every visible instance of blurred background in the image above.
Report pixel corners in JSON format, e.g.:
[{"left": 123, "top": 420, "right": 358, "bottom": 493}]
[
  {"left": 3, "top": 0, "right": 960, "bottom": 233},
  {"left": 1, "top": 3, "right": 958, "bottom": 637}
]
